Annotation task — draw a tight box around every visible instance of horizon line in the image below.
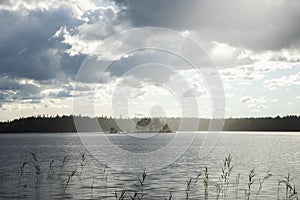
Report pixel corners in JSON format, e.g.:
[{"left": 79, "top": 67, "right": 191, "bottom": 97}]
[{"left": 1, "top": 114, "right": 299, "bottom": 123}]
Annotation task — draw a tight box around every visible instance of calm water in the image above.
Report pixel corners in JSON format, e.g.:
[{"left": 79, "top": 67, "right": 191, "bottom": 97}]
[{"left": 0, "top": 132, "right": 299, "bottom": 199}]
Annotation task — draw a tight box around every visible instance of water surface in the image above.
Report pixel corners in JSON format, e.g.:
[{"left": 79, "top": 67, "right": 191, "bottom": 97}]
[{"left": 0, "top": 132, "right": 299, "bottom": 199}]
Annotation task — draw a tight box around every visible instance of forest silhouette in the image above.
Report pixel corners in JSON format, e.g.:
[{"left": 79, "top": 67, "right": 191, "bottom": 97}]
[{"left": 1, "top": 115, "right": 300, "bottom": 133}]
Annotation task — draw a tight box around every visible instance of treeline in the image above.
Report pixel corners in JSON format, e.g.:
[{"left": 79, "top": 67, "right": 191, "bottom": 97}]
[{"left": 0, "top": 115, "right": 300, "bottom": 133}]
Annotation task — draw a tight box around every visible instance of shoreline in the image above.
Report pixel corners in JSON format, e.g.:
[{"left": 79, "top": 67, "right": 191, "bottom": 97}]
[{"left": 1, "top": 130, "right": 300, "bottom": 134}]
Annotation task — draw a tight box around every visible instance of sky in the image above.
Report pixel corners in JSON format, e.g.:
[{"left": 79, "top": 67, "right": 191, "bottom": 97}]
[{"left": 0, "top": 0, "right": 300, "bottom": 121}]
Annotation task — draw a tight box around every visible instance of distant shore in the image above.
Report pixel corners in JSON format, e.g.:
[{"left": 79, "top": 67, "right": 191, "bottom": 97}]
[{"left": 1, "top": 115, "right": 300, "bottom": 133}]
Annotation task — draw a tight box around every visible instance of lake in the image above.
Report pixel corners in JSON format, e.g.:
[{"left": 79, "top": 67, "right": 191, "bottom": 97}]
[{"left": 0, "top": 132, "right": 299, "bottom": 199}]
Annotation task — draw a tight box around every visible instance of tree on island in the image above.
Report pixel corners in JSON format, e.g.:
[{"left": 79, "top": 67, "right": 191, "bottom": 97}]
[
  {"left": 159, "top": 123, "right": 172, "bottom": 133},
  {"left": 150, "top": 118, "right": 163, "bottom": 132},
  {"left": 110, "top": 127, "right": 118, "bottom": 133},
  {"left": 135, "top": 117, "right": 165, "bottom": 132},
  {"left": 136, "top": 117, "right": 151, "bottom": 132}
]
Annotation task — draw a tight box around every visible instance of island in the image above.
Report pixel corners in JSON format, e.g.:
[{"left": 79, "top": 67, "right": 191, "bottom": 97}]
[{"left": 135, "top": 117, "right": 173, "bottom": 133}]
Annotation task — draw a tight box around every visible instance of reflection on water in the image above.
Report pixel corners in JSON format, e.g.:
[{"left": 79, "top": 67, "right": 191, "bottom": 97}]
[{"left": 0, "top": 132, "right": 299, "bottom": 199}]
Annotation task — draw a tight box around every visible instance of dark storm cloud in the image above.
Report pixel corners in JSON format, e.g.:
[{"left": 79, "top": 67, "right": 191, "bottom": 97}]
[
  {"left": 48, "top": 90, "right": 72, "bottom": 98},
  {"left": 0, "top": 76, "right": 75, "bottom": 105},
  {"left": 0, "top": 0, "right": 13, "bottom": 7},
  {"left": 0, "top": 92, "right": 5, "bottom": 100},
  {"left": 76, "top": 50, "right": 191, "bottom": 84},
  {"left": 113, "top": 0, "right": 300, "bottom": 51},
  {"left": 0, "top": 76, "right": 42, "bottom": 103},
  {"left": 108, "top": 51, "right": 188, "bottom": 77},
  {"left": 0, "top": 77, "right": 19, "bottom": 90},
  {"left": 17, "top": 84, "right": 41, "bottom": 98},
  {"left": 56, "top": 90, "right": 72, "bottom": 98},
  {"left": 60, "top": 53, "right": 85, "bottom": 79},
  {"left": 0, "top": 8, "right": 83, "bottom": 80}
]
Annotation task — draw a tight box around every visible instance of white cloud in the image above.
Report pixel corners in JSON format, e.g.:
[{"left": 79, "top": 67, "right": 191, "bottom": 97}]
[
  {"left": 53, "top": 6, "right": 123, "bottom": 57},
  {"left": 0, "top": 0, "right": 99, "bottom": 18},
  {"left": 182, "top": 85, "right": 207, "bottom": 97},
  {"left": 220, "top": 65, "right": 265, "bottom": 83},
  {"left": 241, "top": 96, "right": 266, "bottom": 104},
  {"left": 252, "top": 109, "right": 262, "bottom": 112},
  {"left": 271, "top": 99, "right": 278, "bottom": 103},
  {"left": 219, "top": 58, "right": 299, "bottom": 85},
  {"left": 240, "top": 96, "right": 267, "bottom": 112},
  {"left": 211, "top": 41, "right": 237, "bottom": 57},
  {"left": 264, "top": 72, "right": 300, "bottom": 90},
  {"left": 247, "top": 48, "right": 300, "bottom": 63}
]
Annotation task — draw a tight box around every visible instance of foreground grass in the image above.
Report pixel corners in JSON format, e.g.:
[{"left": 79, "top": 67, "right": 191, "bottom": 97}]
[{"left": 5, "top": 153, "right": 298, "bottom": 199}]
